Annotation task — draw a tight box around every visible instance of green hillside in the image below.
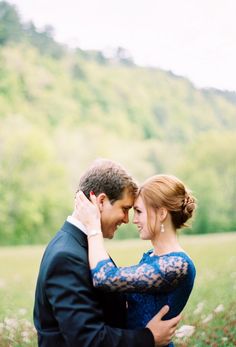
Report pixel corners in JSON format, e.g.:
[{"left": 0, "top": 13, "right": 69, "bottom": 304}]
[{"left": 1, "top": 1, "right": 236, "bottom": 244}]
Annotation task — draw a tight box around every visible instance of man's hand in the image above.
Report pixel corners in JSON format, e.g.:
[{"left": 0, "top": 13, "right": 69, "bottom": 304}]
[{"left": 146, "top": 305, "right": 181, "bottom": 347}]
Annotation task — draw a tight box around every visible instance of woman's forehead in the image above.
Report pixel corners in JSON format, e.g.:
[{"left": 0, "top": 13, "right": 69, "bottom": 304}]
[{"left": 134, "top": 195, "right": 144, "bottom": 207}]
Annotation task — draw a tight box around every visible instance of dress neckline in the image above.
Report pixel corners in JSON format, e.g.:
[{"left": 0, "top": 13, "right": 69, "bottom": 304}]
[{"left": 148, "top": 249, "right": 187, "bottom": 258}]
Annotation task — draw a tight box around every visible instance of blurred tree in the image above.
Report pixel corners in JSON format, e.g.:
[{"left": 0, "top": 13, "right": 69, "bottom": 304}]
[
  {"left": 0, "top": 116, "right": 71, "bottom": 244},
  {"left": 23, "top": 22, "right": 65, "bottom": 59},
  {"left": 0, "top": 1, "right": 23, "bottom": 45},
  {"left": 179, "top": 131, "right": 236, "bottom": 234},
  {"left": 0, "top": 1, "right": 236, "bottom": 243}
]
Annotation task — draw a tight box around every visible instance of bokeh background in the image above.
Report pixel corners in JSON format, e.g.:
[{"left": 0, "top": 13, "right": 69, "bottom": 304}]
[
  {"left": 1, "top": 0, "right": 236, "bottom": 244},
  {"left": 0, "top": 1, "right": 236, "bottom": 346}
]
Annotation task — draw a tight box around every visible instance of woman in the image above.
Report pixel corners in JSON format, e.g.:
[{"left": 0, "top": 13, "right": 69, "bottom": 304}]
[{"left": 75, "top": 174, "right": 197, "bottom": 347}]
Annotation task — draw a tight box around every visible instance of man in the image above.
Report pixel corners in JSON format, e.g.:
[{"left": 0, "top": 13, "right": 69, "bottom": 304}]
[{"left": 34, "top": 159, "right": 181, "bottom": 347}]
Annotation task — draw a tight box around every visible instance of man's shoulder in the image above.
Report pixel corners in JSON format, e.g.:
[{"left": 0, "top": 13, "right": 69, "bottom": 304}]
[
  {"left": 47, "top": 221, "right": 84, "bottom": 247},
  {"left": 42, "top": 224, "right": 87, "bottom": 264}
]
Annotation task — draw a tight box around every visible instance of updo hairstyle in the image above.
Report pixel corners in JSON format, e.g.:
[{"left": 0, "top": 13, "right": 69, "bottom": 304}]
[{"left": 139, "top": 174, "right": 197, "bottom": 230}]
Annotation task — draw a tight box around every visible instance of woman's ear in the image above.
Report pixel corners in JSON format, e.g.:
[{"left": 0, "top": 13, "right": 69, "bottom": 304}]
[{"left": 159, "top": 207, "right": 168, "bottom": 222}]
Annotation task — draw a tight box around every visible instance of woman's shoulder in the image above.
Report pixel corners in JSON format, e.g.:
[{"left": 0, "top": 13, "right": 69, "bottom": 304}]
[
  {"left": 141, "top": 249, "right": 195, "bottom": 269},
  {"left": 146, "top": 249, "right": 196, "bottom": 276}
]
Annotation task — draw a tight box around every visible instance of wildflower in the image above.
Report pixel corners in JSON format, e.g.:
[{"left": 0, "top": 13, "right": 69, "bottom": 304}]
[
  {"left": 222, "top": 337, "right": 228, "bottom": 342},
  {"left": 202, "top": 313, "right": 213, "bottom": 323},
  {"left": 4, "top": 317, "right": 18, "bottom": 330},
  {"left": 175, "top": 325, "right": 195, "bottom": 338},
  {"left": 193, "top": 302, "right": 204, "bottom": 315},
  {"left": 214, "top": 304, "right": 224, "bottom": 313},
  {"left": 22, "top": 319, "right": 34, "bottom": 329},
  {"left": 18, "top": 308, "right": 27, "bottom": 316},
  {"left": 21, "top": 331, "right": 31, "bottom": 343},
  {"left": 21, "top": 331, "right": 29, "bottom": 338}
]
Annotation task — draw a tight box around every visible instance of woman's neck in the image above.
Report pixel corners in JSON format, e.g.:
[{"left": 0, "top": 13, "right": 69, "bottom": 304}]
[{"left": 151, "top": 229, "right": 183, "bottom": 256}]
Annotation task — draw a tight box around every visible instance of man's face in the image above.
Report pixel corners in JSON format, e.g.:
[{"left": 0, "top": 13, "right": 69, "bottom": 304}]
[{"left": 100, "top": 189, "right": 134, "bottom": 239}]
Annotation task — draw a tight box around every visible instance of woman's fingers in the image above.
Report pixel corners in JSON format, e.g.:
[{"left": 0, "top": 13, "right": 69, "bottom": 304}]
[
  {"left": 90, "top": 191, "right": 98, "bottom": 206},
  {"left": 78, "top": 190, "right": 86, "bottom": 201},
  {"left": 75, "top": 191, "right": 100, "bottom": 217},
  {"left": 75, "top": 191, "right": 83, "bottom": 204},
  {"left": 76, "top": 191, "right": 90, "bottom": 207}
]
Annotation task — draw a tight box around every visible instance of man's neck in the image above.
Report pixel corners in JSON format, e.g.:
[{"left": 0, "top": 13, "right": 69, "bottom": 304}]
[{"left": 67, "top": 215, "right": 87, "bottom": 235}]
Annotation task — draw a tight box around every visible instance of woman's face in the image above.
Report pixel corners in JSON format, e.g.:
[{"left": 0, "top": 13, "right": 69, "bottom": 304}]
[{"left": 133, "top": 195, "right": 156, "bottom": 240}]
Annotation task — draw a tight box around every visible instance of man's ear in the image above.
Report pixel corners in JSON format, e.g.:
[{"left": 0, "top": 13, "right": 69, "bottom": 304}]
[{"left": 96, "top": 193, "right": 107, "bottom": 211}]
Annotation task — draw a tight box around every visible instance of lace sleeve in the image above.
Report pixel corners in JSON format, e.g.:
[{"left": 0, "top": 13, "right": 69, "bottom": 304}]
[{"left": 91, "top": 255, "right": 189, "bottom": 293}]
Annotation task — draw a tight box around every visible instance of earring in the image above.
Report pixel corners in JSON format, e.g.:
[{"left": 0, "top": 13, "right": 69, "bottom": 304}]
[{"left": 160, "top": 224, "right": 165, "bottom": 233}]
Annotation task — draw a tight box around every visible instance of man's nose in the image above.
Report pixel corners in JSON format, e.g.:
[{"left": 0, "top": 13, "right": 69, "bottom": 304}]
[{"left": 123, "top": 212, "right": 129, "bottom": 224}]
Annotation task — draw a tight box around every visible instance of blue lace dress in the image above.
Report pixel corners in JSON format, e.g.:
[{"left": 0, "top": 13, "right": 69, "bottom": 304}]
[{"left": 91, "top": 250, "right": 196, "bottom": 347}]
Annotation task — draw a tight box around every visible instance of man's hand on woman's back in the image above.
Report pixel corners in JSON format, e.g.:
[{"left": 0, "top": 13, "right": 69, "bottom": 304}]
[{"left": 146, "top": 305, "right": 181, "bottom": 346}]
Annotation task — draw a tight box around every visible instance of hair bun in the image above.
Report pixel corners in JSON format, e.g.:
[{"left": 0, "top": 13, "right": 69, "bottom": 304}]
[{"left": 182, "top": 195, "right": 196, "bottom": 218}]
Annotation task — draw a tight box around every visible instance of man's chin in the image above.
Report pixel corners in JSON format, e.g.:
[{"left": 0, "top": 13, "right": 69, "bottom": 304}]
[
  {"left": 103, "top": 230, "right": 115, "bottom": 239},
  {"left": 107, "top": 230, "right": 115, "bottom": 239}
]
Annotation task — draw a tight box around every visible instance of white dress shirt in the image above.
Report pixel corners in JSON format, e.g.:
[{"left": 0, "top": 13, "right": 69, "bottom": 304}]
[{"left": 66, "top": 216, "right": 87, "bottom": 235}]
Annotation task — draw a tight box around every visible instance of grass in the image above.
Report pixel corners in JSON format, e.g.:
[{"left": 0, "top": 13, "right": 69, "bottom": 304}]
[{"left": 0, "top": 232, "right": 236, "bottom": 346}]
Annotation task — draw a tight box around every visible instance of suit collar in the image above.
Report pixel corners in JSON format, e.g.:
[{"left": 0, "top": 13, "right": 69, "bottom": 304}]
[{"left": 61, "top": 221, "right": 88, "bottom": 248}]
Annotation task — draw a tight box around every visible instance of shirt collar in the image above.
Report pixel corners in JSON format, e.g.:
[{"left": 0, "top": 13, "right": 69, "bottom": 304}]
[{"left": 66, "top": 216, "right": 87, "bottom": 235}]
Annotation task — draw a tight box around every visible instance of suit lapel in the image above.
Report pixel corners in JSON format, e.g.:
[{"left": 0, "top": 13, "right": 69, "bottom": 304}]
[{"left": 61, "top": 221, "right": 88, "bottom": 248}]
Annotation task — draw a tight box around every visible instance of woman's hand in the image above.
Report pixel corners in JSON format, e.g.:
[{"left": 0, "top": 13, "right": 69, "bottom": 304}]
[
  {"left": 75, "top": 191, "right": 109, "bottom": 268},
  {"left": 74, "top": 191, "right": 101, "bottom": 232}
]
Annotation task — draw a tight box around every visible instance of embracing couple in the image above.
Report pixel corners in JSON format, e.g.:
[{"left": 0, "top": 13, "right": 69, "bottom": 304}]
[{"left": 34, "top": 158, "right": 197, "bottom": 347}]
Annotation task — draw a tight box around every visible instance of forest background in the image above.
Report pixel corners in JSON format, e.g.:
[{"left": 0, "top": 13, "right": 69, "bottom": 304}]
[{"left": 1, "top": 1, "right": 236, "bottom": 245}]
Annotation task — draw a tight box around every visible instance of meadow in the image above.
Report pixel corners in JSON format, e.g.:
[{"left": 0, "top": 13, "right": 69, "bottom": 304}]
[{"left": 0, "top": 232, "right": 235, "bottom": 346}]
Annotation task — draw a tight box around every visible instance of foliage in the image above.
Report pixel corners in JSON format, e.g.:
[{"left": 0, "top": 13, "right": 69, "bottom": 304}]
[
  {"left": 0, "top": 2, "right": 236, "bottom": 243},
  {"left": 178, "top": 131, "right": 236, "bottom": 234},
  {"left": 0, "top": 116, "right": 71, "bottom": 244},
  {"left": 0, "top": 1, "right": 65, "bottom": 58},
  {"left": 0, "top": 1, "right": 23, "bottom": 45}
]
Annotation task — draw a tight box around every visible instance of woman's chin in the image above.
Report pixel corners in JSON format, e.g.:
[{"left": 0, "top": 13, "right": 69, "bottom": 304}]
[{"left": 139, "top": 233, "right": 148, "bottom": 240}]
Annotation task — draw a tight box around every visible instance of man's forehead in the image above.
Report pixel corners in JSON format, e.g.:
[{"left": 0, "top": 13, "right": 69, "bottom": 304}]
[{"left": 119, "top": 191, "right": 135, "bottom": 207}]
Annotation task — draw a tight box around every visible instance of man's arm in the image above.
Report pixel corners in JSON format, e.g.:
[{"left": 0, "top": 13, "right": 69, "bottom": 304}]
[{"left": 45, "top": 251, "right": 154, "bottom": 347}]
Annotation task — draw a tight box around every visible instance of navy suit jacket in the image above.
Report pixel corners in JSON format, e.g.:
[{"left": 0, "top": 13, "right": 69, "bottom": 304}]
[{"left": 33, "top": 221, "right": 154, "bottom": 347}]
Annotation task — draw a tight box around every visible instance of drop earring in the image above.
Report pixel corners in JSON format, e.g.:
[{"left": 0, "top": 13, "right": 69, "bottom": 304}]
[{"left": 160, "top": 223, "right": 165, "bottom": 233}]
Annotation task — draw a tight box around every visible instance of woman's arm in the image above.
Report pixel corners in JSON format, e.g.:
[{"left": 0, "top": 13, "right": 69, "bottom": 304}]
[
  {"left": 74, "top": 191, "right": 110, "bottom": 269},
  {"left": 90, "top": 256, "right": 189, "bottom": 293},
  {"left": 74, "top": 192, "right": 189, "bottom": 293}
]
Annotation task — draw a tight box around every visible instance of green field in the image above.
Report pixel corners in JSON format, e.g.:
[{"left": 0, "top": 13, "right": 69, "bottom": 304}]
[{"left": 0, "top": 232, "right": 236, "bottom": 346}]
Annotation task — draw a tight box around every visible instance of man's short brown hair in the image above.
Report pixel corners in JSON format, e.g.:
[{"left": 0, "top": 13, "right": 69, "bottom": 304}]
[{"left": 77, "top": 159, "right": 138, "bottom": 204}]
